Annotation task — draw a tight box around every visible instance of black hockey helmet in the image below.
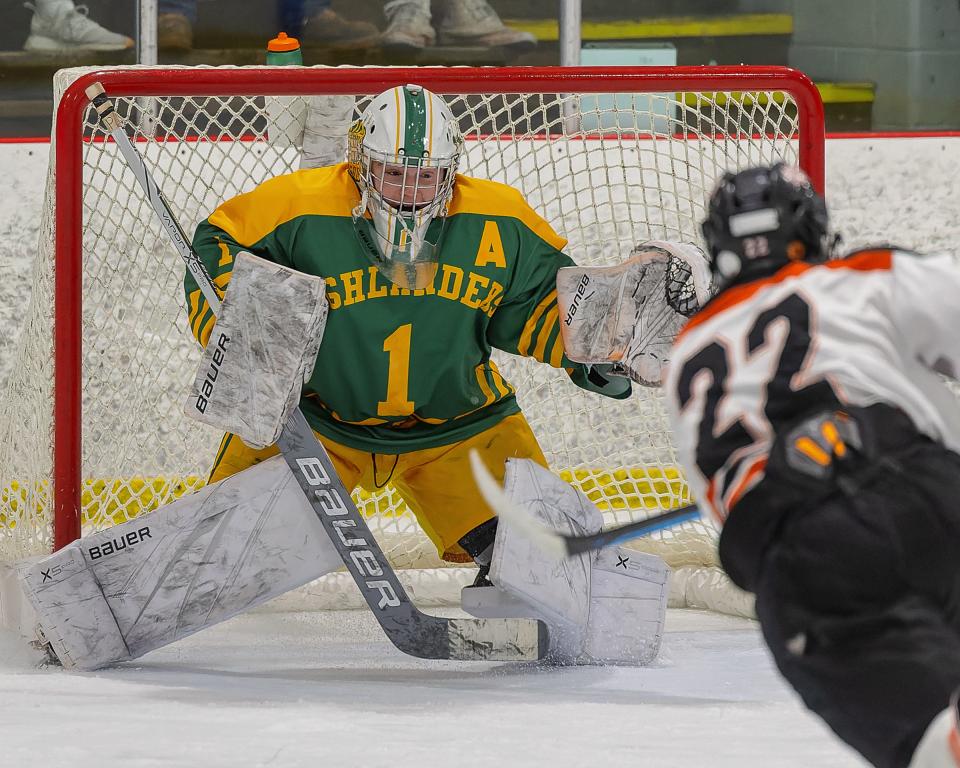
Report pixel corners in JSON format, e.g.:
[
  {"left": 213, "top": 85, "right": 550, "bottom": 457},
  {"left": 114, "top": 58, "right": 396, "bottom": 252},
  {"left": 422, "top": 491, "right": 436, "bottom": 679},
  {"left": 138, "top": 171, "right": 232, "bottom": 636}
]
[{"left": 700, "top": 163, "right": 830, "bottom": 290}]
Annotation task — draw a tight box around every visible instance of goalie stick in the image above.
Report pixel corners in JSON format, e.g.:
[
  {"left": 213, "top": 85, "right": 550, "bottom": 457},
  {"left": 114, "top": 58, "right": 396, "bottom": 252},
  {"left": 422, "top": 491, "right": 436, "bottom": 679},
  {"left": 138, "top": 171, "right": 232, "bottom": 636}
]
[
  {"left": 469, "top": 451, "right": 700, "bottom": 557},
  {"left": 84, "top": 81, "right": 548, "bottom": 663}
]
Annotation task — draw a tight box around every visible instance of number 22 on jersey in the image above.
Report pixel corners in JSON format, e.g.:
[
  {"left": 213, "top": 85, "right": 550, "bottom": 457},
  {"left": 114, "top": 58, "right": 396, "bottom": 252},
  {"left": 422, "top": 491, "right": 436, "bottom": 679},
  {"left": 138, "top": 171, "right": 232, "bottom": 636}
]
[
  {"left": 378, "top": 324, "right": 415, "bottom": 417},
  {"left": 675, "top": 293, "right": 839, "bottom": 482}
]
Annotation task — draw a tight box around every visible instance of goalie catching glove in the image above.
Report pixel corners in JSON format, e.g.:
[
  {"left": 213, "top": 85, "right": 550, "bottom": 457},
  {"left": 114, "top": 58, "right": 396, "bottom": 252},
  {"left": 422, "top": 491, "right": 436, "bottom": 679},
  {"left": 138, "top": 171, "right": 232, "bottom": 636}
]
[{"left": 557, "top": 241, "right": 713, "bottom": 386}]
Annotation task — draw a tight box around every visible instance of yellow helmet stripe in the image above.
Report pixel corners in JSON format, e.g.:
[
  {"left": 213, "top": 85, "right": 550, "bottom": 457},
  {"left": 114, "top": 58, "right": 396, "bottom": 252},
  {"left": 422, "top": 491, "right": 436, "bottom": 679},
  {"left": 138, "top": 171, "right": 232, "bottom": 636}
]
[{"left": 393, "top": 86, "right": 402, "bottom": 156}]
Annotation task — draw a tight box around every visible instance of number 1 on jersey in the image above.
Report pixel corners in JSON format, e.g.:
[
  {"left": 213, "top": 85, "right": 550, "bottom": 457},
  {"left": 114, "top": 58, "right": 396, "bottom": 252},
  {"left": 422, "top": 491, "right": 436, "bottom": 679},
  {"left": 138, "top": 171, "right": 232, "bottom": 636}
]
[{"left": 378, "top": 323, "right": 415, "bottom": 417}]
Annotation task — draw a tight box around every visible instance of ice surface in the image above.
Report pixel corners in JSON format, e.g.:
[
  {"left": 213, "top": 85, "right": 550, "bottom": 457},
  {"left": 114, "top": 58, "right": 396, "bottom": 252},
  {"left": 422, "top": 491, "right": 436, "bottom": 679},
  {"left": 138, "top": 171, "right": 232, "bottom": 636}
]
[{"left": 0, "top": 609, "right": 862, "bottom": 767}]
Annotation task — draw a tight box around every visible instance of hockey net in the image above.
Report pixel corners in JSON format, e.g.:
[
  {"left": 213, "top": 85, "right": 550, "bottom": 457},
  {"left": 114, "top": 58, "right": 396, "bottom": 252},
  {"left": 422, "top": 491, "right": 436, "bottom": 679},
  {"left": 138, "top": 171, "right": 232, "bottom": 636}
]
[{"left": 0, "top": 65, "right": 824, "bottom": 616}]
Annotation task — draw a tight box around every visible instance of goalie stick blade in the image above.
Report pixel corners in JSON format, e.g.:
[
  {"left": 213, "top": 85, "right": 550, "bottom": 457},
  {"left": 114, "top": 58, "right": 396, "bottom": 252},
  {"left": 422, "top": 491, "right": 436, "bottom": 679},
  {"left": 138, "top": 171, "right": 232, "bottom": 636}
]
[
  {"left": 446, "top": 615, "right": 549, "bottom": 661},
  {"left": 361, "top": 603, "right": 546, "bottom": 662},
  {"left": 469, "top": 451, "right": 568, "bottom": 559},
  {"left": 470, "top": 450, "right": 700, "bottom": 557}
]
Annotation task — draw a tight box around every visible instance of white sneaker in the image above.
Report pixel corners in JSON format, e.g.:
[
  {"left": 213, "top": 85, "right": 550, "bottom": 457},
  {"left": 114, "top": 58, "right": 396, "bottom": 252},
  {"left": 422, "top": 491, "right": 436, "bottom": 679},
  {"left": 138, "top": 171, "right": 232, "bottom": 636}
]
[
  {"left": 435, "top": 0, "right": 535, "bottom": 51},
  {"left": 24, "top": 1, "right": 134, "bottom": 52},
  {"left": 381, "top": 0, "right": 435, "bottom": 50}
]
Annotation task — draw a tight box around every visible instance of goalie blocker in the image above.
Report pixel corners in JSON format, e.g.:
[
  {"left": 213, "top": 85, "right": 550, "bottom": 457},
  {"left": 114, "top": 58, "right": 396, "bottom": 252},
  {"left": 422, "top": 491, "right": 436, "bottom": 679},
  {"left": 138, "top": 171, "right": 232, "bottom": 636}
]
[{"left": 186, "top": 250, "right": 328, "bottom": 449}]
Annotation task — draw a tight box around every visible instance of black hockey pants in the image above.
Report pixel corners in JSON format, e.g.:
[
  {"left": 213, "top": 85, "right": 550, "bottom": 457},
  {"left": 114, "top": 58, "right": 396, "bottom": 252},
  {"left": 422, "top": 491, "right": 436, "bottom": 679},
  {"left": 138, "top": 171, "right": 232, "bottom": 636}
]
[{"left": 754, "top": 416, "right": 960, "bottom": 768}]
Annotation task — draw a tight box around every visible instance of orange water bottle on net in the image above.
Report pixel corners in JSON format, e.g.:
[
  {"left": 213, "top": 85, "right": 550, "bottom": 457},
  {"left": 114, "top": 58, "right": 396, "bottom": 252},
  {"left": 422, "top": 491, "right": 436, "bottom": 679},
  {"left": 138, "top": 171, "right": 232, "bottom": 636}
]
[
  {"left": 266, "top": 31, "right": 303, "bottom": 65},
  {"left": 265, "top": 32, "right": 305, "bottom": 146}
]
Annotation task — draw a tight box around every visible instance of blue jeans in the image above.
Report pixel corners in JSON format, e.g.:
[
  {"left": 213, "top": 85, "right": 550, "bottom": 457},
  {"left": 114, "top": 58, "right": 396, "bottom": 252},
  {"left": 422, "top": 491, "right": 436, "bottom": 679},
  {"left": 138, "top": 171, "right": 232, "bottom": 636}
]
[{"left": 159, "top": 0, "right": 331, "bottom": 27}]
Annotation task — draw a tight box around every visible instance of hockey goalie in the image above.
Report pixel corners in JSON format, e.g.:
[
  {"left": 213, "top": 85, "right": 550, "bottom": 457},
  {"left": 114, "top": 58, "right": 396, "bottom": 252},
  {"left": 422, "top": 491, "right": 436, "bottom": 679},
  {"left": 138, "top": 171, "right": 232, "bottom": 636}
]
[{"left": 10, "top": 83, "right": 712, "bottom": 670}]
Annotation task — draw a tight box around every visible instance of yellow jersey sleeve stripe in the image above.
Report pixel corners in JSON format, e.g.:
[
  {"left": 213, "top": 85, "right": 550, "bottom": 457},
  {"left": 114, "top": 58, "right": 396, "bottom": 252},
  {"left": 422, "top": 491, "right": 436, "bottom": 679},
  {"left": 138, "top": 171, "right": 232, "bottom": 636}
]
[
  {"left": 474, "top": 365, "right": 498, "bottom": 408},
  {"left": 198, "top": 313, "right": 217, "bottom": 348},
  {"left": 549, "top": 332, "right": 566, "bottom": 369},
  {"left": 488, "top": 361, "right": 512, "bottom": 398},
  {"left": 532, "top": 305, "right": 559, "bottom": 362},
  {"left": 206, "top": 165, "right": 357, "bottom": 248},
  {"left": 448, "top": 175, "right": 567, "bottom": 251},
  {"left": 190, "top": 273, "right": 232, "bottom": 341},
  {"left": 191, "top": 304, "right": 211, "bottom": 340},
  {"left": 518, "top": 289, "right": 557, "bottom": 356},
  {"left": 187, "top": 288, "right": 203, "bottom": 333},
  {"left": 190, "top": 301, "right": 213, "bottom": 341}
]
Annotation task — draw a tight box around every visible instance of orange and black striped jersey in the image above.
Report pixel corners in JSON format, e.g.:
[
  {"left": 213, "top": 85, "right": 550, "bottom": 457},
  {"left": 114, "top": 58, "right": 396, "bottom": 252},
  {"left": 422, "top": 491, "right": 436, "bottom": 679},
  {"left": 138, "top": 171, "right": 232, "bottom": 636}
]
[
  {"left": 187, "top": 164, "right": 626, "bottom": 453},
  {"left": 665, "top": 248, "right": 960, "bottom": 529}
]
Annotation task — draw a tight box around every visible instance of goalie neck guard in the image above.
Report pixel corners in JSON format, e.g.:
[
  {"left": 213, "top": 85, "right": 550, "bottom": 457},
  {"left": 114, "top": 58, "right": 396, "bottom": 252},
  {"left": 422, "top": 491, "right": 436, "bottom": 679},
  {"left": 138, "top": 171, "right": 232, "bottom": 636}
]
[
  {"left": 348, "top": 84, "right": 464, "bottom": 290},
  {"left": 700, "top": 163, "right": 831, "bottom": 291}
]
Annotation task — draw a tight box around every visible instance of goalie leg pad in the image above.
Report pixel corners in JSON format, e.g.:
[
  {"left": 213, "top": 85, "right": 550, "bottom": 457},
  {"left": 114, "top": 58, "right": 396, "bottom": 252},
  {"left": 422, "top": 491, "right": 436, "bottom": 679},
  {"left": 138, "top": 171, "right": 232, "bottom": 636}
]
[
  {"left": 470, "top": 459, "right": 668, "bottom": 665},
  {"left": 486, "top": 458, "right": 600, "bottom": 661},
  {"left": 186, "top": 250, "right": 328, "bottom": 449},
  {"left": 16, "top": 547, "right": 130, "bottom": 669},
  {"left": 17, "top": 455, "right": 344, "bottom": 670},
  {"left": 582, "top": 547, "right": 669, "bottom": 665}
]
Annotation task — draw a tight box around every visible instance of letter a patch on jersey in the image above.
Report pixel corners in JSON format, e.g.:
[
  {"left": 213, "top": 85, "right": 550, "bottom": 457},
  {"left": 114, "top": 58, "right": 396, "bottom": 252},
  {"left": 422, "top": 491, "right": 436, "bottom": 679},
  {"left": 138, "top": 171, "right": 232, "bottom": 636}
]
[{"left": 475, "top": 221, "right": 506, "bottom": 268}]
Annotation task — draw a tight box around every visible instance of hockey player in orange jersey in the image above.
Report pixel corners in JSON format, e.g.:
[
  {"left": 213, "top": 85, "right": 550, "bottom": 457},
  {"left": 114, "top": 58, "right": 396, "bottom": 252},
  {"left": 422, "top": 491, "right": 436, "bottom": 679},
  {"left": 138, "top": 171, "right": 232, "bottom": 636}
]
[{"left": 665, "top": 163, "right": 960, "bottom": 768}]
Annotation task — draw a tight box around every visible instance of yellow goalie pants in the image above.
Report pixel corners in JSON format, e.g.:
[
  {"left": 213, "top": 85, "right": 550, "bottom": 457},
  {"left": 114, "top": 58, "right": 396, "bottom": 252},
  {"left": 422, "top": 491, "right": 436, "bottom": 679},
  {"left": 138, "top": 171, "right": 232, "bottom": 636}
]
[{"left": 207, "top": 412, "right": 548, "bottom": 563}]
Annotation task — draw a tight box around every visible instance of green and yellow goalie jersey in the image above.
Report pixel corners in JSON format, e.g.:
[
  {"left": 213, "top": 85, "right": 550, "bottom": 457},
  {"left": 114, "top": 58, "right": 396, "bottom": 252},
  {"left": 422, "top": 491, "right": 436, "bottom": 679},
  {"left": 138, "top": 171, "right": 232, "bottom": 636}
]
[{"left": 186, "top": 163, "right": 628, "bottom": 454}]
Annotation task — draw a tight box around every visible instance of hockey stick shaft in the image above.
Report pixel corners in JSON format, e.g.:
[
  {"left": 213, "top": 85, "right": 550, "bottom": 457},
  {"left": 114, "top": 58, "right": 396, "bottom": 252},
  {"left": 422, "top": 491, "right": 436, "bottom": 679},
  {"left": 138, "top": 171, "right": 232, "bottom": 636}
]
[
  {"left": 85, "top": 83, "right": 547, "bottom": 662},
  {"left": 470, "top": 450, "right": 699, "bottom": 557},
  {"left": 560, "top": 504, "right": 700, "bottom": 556}
]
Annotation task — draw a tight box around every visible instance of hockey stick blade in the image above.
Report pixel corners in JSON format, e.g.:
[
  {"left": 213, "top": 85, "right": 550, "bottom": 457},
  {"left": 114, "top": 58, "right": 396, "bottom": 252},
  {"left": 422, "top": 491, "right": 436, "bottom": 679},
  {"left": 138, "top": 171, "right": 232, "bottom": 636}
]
[
  {"left": 469, "top": 450, "right": 568, "bottom": 558},
  {"left": 470, "top": 450, "right": 699, "bottom": 557},
  {"left": 86, "top": 81, "right": 548, "bottom": 663}
]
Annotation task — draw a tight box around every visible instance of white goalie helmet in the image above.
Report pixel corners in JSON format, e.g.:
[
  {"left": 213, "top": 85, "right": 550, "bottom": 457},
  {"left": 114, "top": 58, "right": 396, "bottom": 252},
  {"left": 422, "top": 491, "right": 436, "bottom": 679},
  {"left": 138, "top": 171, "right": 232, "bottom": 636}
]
[{"left": 348, "top": 84, "right": 464, "bottom": 290}]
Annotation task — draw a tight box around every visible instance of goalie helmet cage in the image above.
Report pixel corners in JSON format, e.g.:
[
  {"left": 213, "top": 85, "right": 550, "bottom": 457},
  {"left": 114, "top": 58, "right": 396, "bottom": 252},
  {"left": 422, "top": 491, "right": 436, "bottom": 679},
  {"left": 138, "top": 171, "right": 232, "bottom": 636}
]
[{"left": 0, "top": 65, "right": 824, "bottom": 615}]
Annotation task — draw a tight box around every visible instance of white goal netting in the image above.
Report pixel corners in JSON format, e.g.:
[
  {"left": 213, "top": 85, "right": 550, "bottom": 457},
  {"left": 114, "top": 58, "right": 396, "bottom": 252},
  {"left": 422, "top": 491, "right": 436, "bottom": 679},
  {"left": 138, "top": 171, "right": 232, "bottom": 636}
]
[{"left": 0, "top": 65, "right": 823, "bottom": 615}]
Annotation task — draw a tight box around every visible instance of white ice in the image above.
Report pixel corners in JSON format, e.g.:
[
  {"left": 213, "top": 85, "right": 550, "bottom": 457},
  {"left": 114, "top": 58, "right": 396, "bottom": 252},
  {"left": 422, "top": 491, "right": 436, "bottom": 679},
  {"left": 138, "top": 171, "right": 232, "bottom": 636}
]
[{"left": 0, "top": 608, "right": 862, "bottom": 767}]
